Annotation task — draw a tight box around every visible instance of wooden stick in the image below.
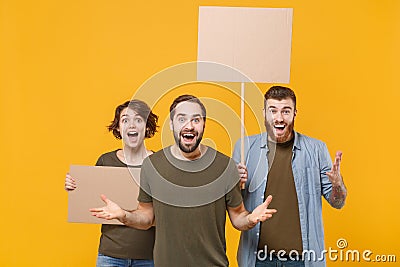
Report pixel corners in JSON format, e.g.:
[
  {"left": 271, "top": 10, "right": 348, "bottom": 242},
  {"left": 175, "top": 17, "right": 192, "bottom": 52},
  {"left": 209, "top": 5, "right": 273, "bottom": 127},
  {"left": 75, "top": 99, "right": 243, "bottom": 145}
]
[{"left": 240, "top": 82, "right": 245, "bottom": 190}]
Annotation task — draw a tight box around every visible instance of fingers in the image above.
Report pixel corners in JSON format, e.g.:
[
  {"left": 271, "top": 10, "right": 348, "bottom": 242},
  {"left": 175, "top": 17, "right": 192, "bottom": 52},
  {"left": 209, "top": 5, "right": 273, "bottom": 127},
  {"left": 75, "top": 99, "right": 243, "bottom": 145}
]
[
  {"left": 263, "top": 195, "right": 273, "bottom": 207},
  {"left": 237, "top": 162, "right": 247, "bottom": 169},
  {"left": 257, "top": 208, "right": 277, "bottom": 222},
  {"left": 65, "top": 173, "right": 76, "bottom": 191},
  {"left": 334, "top": 151, "right": 342, "bottom": 171},
  {"left": 100, "top": 194, "right": 110, "bottom": 204},
  {"left": 89, "top": 205, "right": 114, "bottom": 220},
  {"left": 333, "top": 151, "right": 342, "bottom": 167},
  {"left": 237, "top": 163, "right": 248, "bottom": 180},
  {"left": 328, "top": 151, "right": 343, "bottom": 175},
  {"left": 249, "top": 195, "right": 277, "bottom": 224},
  {"left": 328, "top": 150, "right": 343, "bottom": 176},
  {"left": 249, "top": 208, "right": 277, "bottom": 224},
  {"left": 258, "top": 213, "right": 274, "bottom": 221},
  {"left": 335, "top": 151, "right": 343, "bottom": 161},
  {"left": 65, "top": 182, "right": 76, "bottom": 191},
  {"left": 265, "top": 208, "right": 277, "bottom": 215},
  {"left": 237, "top": 163, "right": 248, "bottom": 173},
  {"left": 88, "top": 195, "right": 120, "bottom": 220},
  {"left": 259, "top": 196, "right": 277, "bottom": 221},
  {"left": 90, "top": 210, "right": 113, "bottom": 220},
  {"left": 100, "top": 194, "right": 121, "bottom": 210},
  {"left": 89, "top": 207, "right": 106, "bottom": 217},
  {"left": 89, "top": 207, "right": 103, "bottom": 212},
  {"left": 237, "top": 163, "right": 248, "bottom": 190}
]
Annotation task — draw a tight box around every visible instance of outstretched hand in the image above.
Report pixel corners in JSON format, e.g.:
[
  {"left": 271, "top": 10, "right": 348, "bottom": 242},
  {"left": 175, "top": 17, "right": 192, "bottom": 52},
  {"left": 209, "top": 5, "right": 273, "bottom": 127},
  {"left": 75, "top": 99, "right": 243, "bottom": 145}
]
[
  {"left": 326, "top": 151, "right": 344, "bottom": 186},
  {"left": 89, "top": 194, "right": 126, "bottom": 221},
  {"left": 248, "top": 195, "right": 277, "bottom": 225}
]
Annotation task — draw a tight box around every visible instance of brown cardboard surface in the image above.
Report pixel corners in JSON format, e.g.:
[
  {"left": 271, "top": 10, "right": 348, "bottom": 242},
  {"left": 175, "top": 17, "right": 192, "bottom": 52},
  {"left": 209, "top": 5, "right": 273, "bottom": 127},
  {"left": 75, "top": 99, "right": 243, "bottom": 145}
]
[
  {"left": 197, "top": 6, "right": 293, "bottom": 83},
  {"left": 68, "top": 165, "right": 140, "bottom": 224}
]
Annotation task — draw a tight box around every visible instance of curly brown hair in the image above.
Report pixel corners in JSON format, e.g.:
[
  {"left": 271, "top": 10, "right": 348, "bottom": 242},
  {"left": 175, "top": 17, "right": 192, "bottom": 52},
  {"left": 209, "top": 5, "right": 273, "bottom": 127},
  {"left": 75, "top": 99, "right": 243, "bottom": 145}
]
[{"left": 107, "top": 100, "right": 158, "bottom": 139}]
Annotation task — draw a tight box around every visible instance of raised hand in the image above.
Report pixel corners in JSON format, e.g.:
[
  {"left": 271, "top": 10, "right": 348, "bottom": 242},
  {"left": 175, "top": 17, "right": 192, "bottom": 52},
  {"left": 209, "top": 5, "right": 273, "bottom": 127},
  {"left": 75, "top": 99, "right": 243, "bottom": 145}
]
[
  {"left": 89, "top": 194, "right": 126, "bottom": 221},
  {"left": 248, "top": 195, "right": 277, "bottom": 225},
  {"left": 326, "top": 151, "right": 343, "bottom": 186},
  {"left": 326, "top": 151, "right": 347, "bottom": 208}
]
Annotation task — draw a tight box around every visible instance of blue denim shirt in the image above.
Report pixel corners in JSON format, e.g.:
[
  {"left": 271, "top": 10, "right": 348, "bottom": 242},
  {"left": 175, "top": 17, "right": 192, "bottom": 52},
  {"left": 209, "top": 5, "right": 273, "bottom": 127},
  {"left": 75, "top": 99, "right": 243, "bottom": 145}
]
[{"left": 233, "top": 132, "right": 338, "bottom": 267}]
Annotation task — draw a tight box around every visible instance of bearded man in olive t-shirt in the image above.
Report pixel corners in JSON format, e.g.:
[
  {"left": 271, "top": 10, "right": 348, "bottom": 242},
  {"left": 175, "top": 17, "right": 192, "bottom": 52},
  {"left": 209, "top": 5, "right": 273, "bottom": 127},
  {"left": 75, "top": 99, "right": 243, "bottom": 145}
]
[{"left": 91, "top": 94, "right": 277, "bottom": 267}]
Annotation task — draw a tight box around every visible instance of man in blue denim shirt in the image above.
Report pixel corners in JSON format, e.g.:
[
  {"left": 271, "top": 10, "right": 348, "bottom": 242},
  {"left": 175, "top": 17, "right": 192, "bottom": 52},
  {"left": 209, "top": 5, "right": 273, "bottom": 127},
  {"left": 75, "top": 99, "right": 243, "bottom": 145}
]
[{"left": 233, "top": 86, "right": 347, "bottom": 267}]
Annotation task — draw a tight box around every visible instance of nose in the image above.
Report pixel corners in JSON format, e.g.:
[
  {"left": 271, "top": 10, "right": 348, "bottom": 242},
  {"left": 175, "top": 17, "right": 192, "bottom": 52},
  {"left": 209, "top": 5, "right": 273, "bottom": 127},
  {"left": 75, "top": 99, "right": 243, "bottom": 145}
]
[
  {"left": 274, "top": 112, "right": 284, "bottom": 122},
  {"left": 184, "top": 120, "right": 194, "bottom": 130},
  {"left": 128, "top": 120, "right": 136, "bottom": 128}
]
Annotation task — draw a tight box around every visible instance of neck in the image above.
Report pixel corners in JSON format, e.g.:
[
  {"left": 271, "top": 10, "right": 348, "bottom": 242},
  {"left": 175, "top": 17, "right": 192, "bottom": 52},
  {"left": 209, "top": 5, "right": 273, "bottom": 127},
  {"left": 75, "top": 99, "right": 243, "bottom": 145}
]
[
  {"left": 267, "top": 131, "right": 294, "bottom": 144},
  {"left": 120, "top": 143, "right": 149, "bottom": 165},
  {"left": 171, "top": 144, "right": 206, "bottom": 161}
]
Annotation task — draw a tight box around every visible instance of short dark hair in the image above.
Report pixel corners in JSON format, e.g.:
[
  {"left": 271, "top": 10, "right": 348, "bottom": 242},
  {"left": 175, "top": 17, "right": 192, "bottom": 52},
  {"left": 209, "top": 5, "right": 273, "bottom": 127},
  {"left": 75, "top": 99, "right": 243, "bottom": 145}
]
[
  {"left": 108, "top": 100, "right": 158, "bottom": 139},
  {"left": 169, "top": 94, "right": 207, "bottom": 122},
  {"left": 264, "top": 86, "right": 296, "bottom": 109}
]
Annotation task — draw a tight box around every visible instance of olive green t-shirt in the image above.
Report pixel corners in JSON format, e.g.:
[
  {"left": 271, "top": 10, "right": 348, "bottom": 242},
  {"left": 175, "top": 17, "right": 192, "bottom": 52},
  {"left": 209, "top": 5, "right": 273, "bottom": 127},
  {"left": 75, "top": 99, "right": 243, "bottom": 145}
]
[
  {"left": 138, "top": 147, "right": 242, "bottom": 267},
  {"left": 258, "top": 137, "right": 303, "bottom": 255},
  {"left": 96, "top": 150, "right": 155, "bottom": 259}
]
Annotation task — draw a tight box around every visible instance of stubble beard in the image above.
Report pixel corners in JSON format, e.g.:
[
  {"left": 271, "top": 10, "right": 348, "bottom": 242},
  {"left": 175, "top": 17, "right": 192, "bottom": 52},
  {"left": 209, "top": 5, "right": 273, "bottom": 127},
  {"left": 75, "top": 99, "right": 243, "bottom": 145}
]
[
  {"left": 174, "top": 129, "right": 204, "bottom": 153},
  {"left": 265, "top": 119, "right": 295, "bottom": 143}
]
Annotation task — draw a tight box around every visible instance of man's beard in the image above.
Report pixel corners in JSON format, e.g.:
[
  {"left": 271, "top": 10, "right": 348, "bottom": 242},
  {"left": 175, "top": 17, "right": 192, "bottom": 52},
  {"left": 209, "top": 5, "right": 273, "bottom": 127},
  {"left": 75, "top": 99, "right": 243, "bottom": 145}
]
[
  {"left": 173, "top": 129, "right": 204, "bottom": 153},
  {"left": 265, "top": 119, "right": 295, "bottom": 143}
]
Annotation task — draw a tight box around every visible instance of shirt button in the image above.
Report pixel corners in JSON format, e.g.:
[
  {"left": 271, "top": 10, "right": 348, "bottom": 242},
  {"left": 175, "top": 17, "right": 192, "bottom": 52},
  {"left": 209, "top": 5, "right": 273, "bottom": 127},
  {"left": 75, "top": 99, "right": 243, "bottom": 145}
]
[
  {"left": 254, "top": 251, "right": 257, "bottom": 254},
  {"left": 256, "top": 233, "right": 259, "bottom": 236},
  {"left": 261, "top": 196, "right": 264, "bottom": 199}
]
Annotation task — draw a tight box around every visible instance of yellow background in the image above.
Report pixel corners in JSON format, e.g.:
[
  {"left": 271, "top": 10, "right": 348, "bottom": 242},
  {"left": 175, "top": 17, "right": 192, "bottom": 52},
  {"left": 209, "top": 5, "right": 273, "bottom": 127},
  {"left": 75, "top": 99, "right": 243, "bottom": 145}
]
[{"left": 1, "top": 0, "right": 399, "bottom": 266}]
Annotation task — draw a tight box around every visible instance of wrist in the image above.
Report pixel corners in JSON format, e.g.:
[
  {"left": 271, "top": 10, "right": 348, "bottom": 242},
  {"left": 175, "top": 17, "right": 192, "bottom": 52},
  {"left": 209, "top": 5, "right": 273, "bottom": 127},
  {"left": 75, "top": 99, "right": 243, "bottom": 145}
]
[
  {"left": 332, "top": 180, "right": 345, "bottom": 189},
  {"left": 247, "top": 213, "right": 257, "bottom": 228},
  {"left": 120, "top": 211, "right": 128, "bottom": 223}
]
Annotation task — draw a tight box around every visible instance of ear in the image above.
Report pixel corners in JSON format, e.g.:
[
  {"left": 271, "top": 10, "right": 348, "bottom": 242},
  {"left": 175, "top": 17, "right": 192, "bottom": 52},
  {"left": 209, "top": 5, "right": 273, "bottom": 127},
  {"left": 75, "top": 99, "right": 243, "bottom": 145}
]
[
  {"left": 294, "top": 109, "right": 297, "bottom": 117},
  {"left": 169, "top": 120, "right": 173, "bottom": 131}
]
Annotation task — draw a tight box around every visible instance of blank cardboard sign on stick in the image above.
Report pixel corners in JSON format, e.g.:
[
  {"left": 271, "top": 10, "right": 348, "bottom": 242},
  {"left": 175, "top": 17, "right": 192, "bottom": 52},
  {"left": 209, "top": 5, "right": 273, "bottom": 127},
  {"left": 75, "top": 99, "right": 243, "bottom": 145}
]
[
  {"left": 197, "top": 6, "right": 293, "bottom": 83},
  {"left": 68, "top": 165, "right": 140, "bottom": 224},
  {"left": 197, "top": 7, "right": 293, "bottom": 188}
]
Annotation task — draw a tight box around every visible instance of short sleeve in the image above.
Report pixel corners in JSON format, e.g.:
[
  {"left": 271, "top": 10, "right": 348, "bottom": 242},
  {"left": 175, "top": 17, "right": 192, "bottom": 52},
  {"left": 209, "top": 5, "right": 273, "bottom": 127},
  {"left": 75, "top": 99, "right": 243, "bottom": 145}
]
[
  {"left": 225, "top": 159, "right": 243, "bottom": 208},
  {"left": 95, "top": 155, "right": 104, "bottom": 166},
  {"left": 137, "top": 157, "right": 153, "bottom": 203}
]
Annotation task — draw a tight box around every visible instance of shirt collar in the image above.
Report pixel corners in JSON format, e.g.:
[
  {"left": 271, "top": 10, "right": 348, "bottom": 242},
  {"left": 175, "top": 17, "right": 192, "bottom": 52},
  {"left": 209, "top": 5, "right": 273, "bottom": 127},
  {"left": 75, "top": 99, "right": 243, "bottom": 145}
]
[
  {"left": 260, "top": 132, "right": 268, "bottom": 150},
  {"left": 293, "top": 131, "right": 301, "bottom": 151},
  {"left": 262, "top": 131, "right": 301, "bottom": 151}
]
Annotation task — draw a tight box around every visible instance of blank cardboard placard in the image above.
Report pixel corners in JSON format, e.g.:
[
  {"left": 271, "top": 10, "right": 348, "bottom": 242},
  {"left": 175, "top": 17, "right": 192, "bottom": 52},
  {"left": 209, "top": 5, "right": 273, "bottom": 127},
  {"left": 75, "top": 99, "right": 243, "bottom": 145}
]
[
  {"left": 197, "top": 6, "right": 293, "bottom": 83},
  {"left": 68, "top": 165, "right": 140, "bottom": 225}
]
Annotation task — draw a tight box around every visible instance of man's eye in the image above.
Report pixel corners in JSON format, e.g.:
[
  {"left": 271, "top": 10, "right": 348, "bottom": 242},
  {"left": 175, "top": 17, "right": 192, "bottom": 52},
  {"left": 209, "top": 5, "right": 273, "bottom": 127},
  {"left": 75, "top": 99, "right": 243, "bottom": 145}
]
[
  {"left": 193, "top": 118, "right": 200, "bottom": 123},
  {"left": 122, "top": 119, "right": 128, "bottom": 123},
  {"left": 178, "top": 117, "right": 185, "bottom": 123},
  {"left": 136, "top": 118, "right": 143, "bottom": 123},
  {"left": 283, "top": 110, "right": 290, "bottom": 115}
]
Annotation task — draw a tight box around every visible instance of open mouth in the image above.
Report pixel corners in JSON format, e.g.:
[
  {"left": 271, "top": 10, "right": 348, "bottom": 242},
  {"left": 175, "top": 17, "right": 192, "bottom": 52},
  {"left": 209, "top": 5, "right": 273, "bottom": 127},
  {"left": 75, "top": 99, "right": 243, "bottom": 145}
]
[
  {"left": 127, "top": 131, "right": 139, "bottom": 137},
  {"left": 274, "top": 125, "right": 286, "bottom": 132},
  {"left": 182, "top": 133, "right": 196, "bottom": 142}
]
